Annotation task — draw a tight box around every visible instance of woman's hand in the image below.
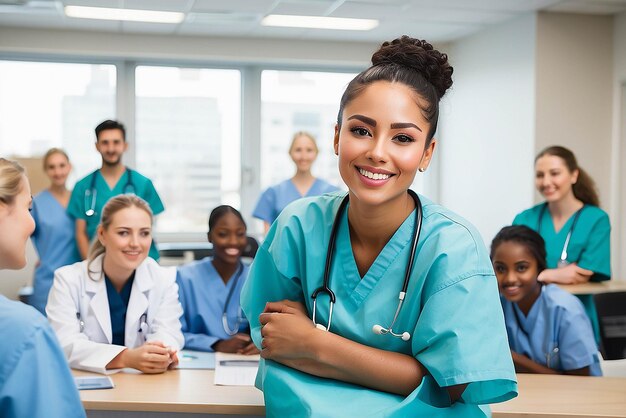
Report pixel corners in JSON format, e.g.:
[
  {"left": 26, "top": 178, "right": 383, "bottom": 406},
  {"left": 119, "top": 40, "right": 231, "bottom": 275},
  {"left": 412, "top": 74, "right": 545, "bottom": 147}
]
[
  {"left": 213, "top": 334, "right": 254, "bottom": 353},
  {"left": 259, "top": 301, "right": 318, "bottom": 362},
  {"left": 108, "top": 341, "right": 173, "bottom": 373},
  {"left": 537, "top": 263, "right": 593, "bottom": 284}
]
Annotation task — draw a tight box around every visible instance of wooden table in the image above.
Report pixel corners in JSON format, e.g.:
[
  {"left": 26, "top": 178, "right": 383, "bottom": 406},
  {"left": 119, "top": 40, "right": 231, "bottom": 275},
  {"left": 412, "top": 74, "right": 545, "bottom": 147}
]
[
  {"left": 557, "top": 280, "right": 626, "bottom": 295},
  {"left": 76, "top": 370, "right": 626, "bottom": 417}
]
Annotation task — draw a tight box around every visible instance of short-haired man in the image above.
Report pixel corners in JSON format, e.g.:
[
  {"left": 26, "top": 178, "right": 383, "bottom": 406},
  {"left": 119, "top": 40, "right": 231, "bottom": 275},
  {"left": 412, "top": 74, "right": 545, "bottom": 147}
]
[{"left": 67, "top": 120, "right": 164, "bottom": 260}]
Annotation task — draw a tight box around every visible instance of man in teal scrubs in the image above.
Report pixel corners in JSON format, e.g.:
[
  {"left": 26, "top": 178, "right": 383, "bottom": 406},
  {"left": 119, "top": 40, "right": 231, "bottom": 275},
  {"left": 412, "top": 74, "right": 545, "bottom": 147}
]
[{"left": 67, "top": 120, "right": 164, "bottom": 260}]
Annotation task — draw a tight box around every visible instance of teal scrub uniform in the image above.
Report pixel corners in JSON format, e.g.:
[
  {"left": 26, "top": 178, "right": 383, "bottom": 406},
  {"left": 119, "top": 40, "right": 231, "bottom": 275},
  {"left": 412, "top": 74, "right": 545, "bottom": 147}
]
[
  {"left": 513, "top": 203, "right": 611, "bottom": 341},
  {"left": 0, "top": 295, "right": 86, "bottom": 418},
  {"left": 67, "top": 168, "right": 164, "bottom": 260},
  {"left": 241, "top": 193, "right": 517, "bottom": 417}
]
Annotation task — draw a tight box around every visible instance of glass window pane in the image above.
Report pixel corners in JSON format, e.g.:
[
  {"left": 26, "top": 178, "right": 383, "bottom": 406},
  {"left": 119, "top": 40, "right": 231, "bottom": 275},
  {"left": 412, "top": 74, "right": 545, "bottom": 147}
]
[
  {"left": 0, "top": 61, "right": 116, "bottom": 184},
  {"left": 260, "top": 70, "right": 356, "bottom": 191},
  {"left": 135, "top": 66, "right": 241, "bottom": 233}
]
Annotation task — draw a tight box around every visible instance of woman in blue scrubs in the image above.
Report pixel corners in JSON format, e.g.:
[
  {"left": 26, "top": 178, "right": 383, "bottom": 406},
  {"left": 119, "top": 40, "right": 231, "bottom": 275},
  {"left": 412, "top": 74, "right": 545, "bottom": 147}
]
[
  {"left": 29, "top": 148, "right": 81, "bottom": 315},
  {"left": 253, "top": 131, "right": 339, "bottom": 232},
  {"left": 0, "top": 158, "right": 85, "bottom": 418},
  {"left": 241, "top": 36, "right": 517, "bottom": 417},
  {"left": 491, "top": 225, "right": 601, "bottom": 376},
  {"left": 512, "top": 146, "right": 610, "bottom": 339},
  {"left": 177, "top": 205, "right": 258, "bottom": 354}
]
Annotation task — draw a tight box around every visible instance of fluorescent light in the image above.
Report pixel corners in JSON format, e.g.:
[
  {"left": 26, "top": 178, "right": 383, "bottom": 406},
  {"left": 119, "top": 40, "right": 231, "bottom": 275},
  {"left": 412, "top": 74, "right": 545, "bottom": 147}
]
[
  {"left": 261, "top": 14, "right": 378, "bottom": 31},
  {"left": 64, "top": 6, "right": 184, "bottom": 24}
]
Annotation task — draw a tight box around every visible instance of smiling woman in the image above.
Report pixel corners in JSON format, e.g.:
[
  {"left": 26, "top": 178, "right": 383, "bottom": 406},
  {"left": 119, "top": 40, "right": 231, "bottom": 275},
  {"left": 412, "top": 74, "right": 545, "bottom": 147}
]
[
  {"left": 241, "top": 35, "right": 517, "bottom": 417},
  {"left": 46, "top": 194, "right": 184, "bottom": 374}
]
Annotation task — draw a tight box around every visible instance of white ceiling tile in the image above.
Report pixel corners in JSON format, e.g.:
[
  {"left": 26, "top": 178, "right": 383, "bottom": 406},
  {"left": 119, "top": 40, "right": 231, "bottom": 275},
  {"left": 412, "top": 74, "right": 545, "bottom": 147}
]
[
  {"left": 122, "top": 0, "right": 190, "bottom": 12},
  {"left": 270, "top": 1, "right": 335, "bottom": 16},
  {"left": 121, "top": 20, "right": 179, "bottom": 34},
  {"left": 408, "top": 0, "right": 562, "bottom": 13},
  {"left": 190, "top": 0, "right": 275, "bottom": 14},
  {"left": 546, "top": 0, "right": 626, "bottom": 14},
  {"left": 63, "top": 0, "right": 123, "bottom": 8}
]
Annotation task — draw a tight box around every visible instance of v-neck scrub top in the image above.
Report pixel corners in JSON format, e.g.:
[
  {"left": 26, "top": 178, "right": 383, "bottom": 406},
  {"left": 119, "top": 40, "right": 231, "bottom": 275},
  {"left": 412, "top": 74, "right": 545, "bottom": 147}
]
[
  {"left": 176, "top": 258, "right": 250, "bottom": 351},
  {"left": 252, "top": 178, "right": 339, "bottom": 225},
  {"left": 501, "top": 284, "right": 601, "bottom": 376},
  {"left": 30, "top": 189, "right": 81, "bottom": 315},
  {"left": 241, "top": 193, "right": 517, "bottom": 417},
  {"left": 513, "top": 203, "right": 610, "bottom": 280},
  {"left": 67, "top": 168, "right": 164, "bottom": 260}
]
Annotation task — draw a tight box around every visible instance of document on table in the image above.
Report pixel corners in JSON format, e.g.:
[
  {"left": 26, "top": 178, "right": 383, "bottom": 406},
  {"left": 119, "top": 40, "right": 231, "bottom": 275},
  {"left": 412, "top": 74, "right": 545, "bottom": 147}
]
[
  {"left": 177, "top": 350, "right": 216, "bottom": 369},
  {"left": 214, "top": 353, "right": 260, "bottom": 386}
]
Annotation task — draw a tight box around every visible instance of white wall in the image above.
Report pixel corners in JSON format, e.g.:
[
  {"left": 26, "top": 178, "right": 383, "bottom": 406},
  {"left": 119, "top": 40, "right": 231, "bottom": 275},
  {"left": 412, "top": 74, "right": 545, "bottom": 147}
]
[
  {"left": 440, "top": 13, "right": 537, "bottom": 245},
  {"left": 613, "top": 11, "right": 626, "bottom": 279}
]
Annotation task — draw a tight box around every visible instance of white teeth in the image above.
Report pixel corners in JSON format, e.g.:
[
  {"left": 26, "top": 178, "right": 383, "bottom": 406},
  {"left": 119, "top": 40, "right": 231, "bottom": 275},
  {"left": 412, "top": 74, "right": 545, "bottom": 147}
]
[{"left": 359, "top": 168, "right": 390, "bottom": 180}]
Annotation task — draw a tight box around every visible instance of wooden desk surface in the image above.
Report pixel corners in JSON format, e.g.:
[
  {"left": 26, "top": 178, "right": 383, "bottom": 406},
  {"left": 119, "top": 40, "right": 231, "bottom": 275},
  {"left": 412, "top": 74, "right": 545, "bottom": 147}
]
[
  {"left": 492, "top": 374, "right": 626, "bottom": 418},
  {"left": 76, "top": 369, "right": 264, "bottom": 415},
  {"left": 557, "top": 280, "right": 626, "bottom": 295},
  {"left": 76, "top": 370, "right": 626, "bottom": 417}
]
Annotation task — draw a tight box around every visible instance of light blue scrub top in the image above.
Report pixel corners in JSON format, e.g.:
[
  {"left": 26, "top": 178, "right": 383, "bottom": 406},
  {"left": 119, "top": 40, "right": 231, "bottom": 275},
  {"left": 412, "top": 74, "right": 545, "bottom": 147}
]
[
  {"left": 501, "top": 284, "right": 601, "bottom": 376},
  {"left": 177, "top": 258, "right": 250, "bottom": 351},
  {"left": 0, "top": 295, "right": 86, "bottom": 418},
  {"left": 30, "top": 189, "right": 81, "bottom": 315},
  {"left": 252, "top": 178, "right": 339, "bottom": 225},
  {"left": 67, "top": 168, "right": 165, "bottom": 260},
  {"left": 513, "top": 203, "right": 611, "bottom": 341},
  {"left": 241, "top": 194, "right": 517, "bottom": 417}
]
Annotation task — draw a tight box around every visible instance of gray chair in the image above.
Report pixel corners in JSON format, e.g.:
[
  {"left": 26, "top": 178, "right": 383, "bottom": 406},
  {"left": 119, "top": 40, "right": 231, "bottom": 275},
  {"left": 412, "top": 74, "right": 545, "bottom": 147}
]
[{"left": 594, "top": 291, "right": 626, "bottom": 360}]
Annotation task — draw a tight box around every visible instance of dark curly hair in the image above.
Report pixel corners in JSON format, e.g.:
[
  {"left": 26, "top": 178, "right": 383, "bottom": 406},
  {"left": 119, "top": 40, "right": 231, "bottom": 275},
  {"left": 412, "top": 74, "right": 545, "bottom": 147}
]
[
  {"left": 337, "top": 35, "right": 454, "bottom": 143},
  {"left": 490, "top": 225, "right": 548, "bottom": 274}
]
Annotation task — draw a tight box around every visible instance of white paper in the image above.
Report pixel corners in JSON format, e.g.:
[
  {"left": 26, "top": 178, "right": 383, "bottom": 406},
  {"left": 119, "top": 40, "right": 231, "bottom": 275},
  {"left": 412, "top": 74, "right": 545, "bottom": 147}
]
[{"left": 214, "top": 352, "right": 260, "bottom": 386}]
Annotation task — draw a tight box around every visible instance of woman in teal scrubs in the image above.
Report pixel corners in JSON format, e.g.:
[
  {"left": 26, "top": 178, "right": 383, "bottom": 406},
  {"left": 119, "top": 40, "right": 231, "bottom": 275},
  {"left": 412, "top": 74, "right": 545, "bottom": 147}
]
[
  {"left": 0, "top": 158, "right": 85, "bottom": 418},
  {"left": 241, "top": 36, "right": 517, "bottom": 417},
  {"left": 29, "top": 148, "right": 81, "bottom": 315},
  {"left": 513, "top": 146, "right": 610, "bottom": 339}
]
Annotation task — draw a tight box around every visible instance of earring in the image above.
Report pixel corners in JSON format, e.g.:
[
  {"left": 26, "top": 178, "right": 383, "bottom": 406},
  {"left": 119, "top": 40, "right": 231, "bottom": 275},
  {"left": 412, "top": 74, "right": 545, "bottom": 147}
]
[{"left": 418, "top": 167, "right": 426, "bottom": 173}]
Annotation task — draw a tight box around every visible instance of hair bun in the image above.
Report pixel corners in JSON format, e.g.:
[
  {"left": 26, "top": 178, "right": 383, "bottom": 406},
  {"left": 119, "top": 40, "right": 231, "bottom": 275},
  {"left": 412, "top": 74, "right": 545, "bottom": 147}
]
[{"left": 371, "top": 35, "right": 453, "bottom": 99}]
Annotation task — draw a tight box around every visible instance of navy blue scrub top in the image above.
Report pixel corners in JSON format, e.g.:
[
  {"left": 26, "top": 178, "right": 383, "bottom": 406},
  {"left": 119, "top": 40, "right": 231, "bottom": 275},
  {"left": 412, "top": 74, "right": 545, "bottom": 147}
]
[{"left": 105, "top": 272, "right": 135, "bottom": 346}]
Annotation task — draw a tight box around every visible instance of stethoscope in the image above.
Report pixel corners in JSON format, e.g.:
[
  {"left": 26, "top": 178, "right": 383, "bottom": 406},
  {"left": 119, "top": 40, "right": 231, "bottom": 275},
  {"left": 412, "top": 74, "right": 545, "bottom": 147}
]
[
  {"left": 84, "top": 167, "right": 135, "bottom": 217},
  {"left": 76, "top": 311, "right": 149, "bottom": 335},
  {"left": 511, "top": 291, "right": 560, "bottom": 368},
  {"left": 537, "top": 203, "right": 585, "bottom": 267},
  {"left": 311, "top": 190, "right": 423, "bottom": 342},
  {"left": 222, "top": 262, "right": 246, "bottom": 336}
]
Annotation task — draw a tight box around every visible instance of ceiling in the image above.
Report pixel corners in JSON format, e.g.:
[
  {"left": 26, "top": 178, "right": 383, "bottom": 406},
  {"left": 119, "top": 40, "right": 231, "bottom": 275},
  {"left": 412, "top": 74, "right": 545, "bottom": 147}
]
[{"left": 0, "top": 0, "right": 625, "bottom": 43}]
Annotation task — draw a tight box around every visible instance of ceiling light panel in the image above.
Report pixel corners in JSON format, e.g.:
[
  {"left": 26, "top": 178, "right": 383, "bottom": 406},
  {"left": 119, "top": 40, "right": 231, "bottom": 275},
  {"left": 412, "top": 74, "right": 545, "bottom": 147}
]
[
  {"left": 262, "top": 14, "right": 379, "bottom": 30},
  {"left": 64, "top": 5, "right": 185, "bottom": 23}
]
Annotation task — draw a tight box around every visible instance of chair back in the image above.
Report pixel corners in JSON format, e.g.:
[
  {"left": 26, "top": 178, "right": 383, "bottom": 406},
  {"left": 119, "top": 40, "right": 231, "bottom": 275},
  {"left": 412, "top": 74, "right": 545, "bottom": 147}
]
[{"left": 594, "top": 291, "right": 626, "bottom": 360}]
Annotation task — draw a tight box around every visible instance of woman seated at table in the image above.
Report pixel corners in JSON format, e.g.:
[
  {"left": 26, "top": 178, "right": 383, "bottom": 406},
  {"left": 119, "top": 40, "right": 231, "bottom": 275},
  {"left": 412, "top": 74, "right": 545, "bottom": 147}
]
[
  {"left": 47, "top": 194, "right": 184, "bottom": 374},
  {"left": 491, "top": 225, "right": 601, "bottom": 376},
  {"left": 176, "top": 205, "right": 258, "bottom": 354}
]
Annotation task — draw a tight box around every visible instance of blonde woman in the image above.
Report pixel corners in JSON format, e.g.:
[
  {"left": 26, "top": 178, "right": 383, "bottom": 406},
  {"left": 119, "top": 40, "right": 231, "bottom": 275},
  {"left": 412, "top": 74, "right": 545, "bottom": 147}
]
[
  {"left": 0, "top": 158, "right": 85, "bottom": 418},
  {"left": 47, "top": 194, "right": 183, "bottom": 374},
  {"left": 29, "top": 148, "right": 81, "bottom": 315},
  {"left": 253, "top": 131, "right": 339, "bottom": 232}
]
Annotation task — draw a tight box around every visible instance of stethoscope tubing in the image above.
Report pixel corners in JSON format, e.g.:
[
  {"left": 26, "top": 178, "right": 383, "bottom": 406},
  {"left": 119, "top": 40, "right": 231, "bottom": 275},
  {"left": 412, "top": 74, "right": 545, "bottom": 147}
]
[
  {"left": 84, "top": 167, "right": 135, "bottom": 217},
  {"left": 222, "top": 262, "right": 245, "bottom": 336}
]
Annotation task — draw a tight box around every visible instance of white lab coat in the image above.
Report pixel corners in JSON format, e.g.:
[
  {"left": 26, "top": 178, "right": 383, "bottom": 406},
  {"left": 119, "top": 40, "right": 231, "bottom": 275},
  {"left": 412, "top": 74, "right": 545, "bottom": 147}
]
[{"left": 46, "top": 254, "right": 184, "bottom": 374}]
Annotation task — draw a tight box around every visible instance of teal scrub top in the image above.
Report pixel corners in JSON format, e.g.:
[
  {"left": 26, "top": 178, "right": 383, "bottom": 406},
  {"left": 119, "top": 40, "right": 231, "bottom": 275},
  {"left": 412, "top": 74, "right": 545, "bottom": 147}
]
[
  {"left": 513, "top": 202, "right": 611, "bottom": 342},
  {"left": 241, "top": 193, "right": 517, "bottom": 417},
  {"left": 67, "top": 168, "right": 164, "bottom": 260},
  {"left": 512, "top": 203, "right": 610, "bottom": 280},
  {"left": 0, "top": 296, "right": 86, "bottom": 418}
]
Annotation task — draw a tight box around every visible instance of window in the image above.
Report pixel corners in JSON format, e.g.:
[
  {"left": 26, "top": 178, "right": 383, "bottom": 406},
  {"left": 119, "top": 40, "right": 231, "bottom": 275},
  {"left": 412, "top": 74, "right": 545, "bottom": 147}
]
[
  {"left": 135, "top": 66, "right": 241, "bottom": 233},
  {"left": 0, "top": 61, "right": 116, "bottom": 184},
  {"left": 260, "top": 70, "right": 357, "bottom": 191}
]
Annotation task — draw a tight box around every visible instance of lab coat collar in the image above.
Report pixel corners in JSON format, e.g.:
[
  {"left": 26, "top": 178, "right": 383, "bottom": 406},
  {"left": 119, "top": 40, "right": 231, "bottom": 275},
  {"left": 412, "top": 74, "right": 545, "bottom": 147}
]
[{"left": 84, "top": 254, "right": 112, "bottom": 343}]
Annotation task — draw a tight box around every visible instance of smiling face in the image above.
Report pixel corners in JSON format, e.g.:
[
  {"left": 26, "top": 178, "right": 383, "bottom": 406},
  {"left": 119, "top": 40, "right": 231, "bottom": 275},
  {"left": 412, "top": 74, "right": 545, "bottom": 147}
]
[
  {"left": 98, "top": 206, "right": 151, "bottom": 273},
  {"left": 334, "top": 81, "right": 434, "bottom": 208},
  {"left": 492, "top": 241, "right": 541, "bottom": 312},
  {"left": 44, "top": 152, "right": 71, "bottom": 188},
  {"left": 209, "top": 211, "right": 248, "bottom": 266},
  {"left": 0, "top": 176, "right": 35, "bottom": 269},
  {"left": 289, "top": 134, "right": 318, "bottom": 173},
  {"left": 535, "top": 154, "right": 578, "bottom": 203},
  {"left": 95, "top": 128, "right": 127, "bottom": 167}
]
